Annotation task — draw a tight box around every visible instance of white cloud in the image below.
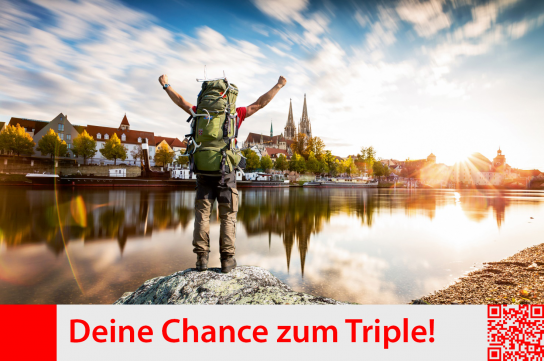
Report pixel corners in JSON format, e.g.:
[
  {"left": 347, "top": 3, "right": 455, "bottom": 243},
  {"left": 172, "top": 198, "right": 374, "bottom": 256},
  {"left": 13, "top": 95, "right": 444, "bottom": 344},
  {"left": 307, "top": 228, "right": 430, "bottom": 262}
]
[
  {"left": 0, "top": 0, "right": 273, "bottom": 137},
  {"left": 396, "top": 0, "right": 452, "bottom": 37},
  {"left": 252, "top": 0, "right": 308, "bottom": 23},
  {"left": 253, "top": 0, "right": 330, "bottom": 48}
]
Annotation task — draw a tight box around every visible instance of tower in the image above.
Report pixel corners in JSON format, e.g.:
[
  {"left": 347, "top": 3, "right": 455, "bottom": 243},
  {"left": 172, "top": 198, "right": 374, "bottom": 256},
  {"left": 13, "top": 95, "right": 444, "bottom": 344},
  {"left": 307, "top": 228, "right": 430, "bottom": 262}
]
[
  {"left": 298, "top": 94, "right": 312, "bottom": 139},
  {"left": 270, "top": 120, "right": 273, "bottom": 137},
  {"left": 120, "top": 114, "right": 130, "bottom": 131},
  {"left": 284, "top": 99, "right": 296, "bottom": 140},
  {"left": 493, "top": 147, "right": 506, "bottom": 171}
]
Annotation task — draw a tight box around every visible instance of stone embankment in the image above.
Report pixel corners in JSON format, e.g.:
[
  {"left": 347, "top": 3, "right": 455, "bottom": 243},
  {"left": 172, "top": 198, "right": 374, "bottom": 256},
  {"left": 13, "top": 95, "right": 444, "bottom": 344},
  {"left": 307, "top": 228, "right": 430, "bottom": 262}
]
[
  {"left": 417, "top": 243, "right": 544, "bottom": 305},
  {"left": 115, "top": 266, "right": 346, "bottom": 305}
]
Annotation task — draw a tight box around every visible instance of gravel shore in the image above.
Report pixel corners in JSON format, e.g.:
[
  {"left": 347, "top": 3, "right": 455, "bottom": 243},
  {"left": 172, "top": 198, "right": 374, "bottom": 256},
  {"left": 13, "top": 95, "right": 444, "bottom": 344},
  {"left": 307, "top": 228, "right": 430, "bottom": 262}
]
[{"left": 417, "top": 243, "right": 544, "bottom": 305}]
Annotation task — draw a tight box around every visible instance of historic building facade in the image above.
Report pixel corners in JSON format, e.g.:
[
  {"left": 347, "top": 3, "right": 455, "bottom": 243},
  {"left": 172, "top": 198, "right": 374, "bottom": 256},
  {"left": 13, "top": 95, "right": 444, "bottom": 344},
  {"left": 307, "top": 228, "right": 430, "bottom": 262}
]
[
  {"left": 9, "top": 113, "right": 81, "bottom": 158},
  {"left": 243, "top": 94, "right": 314, "bottom": 161},
  {"left": 451, "top": 149, "right": 516, "bottom": 186}
]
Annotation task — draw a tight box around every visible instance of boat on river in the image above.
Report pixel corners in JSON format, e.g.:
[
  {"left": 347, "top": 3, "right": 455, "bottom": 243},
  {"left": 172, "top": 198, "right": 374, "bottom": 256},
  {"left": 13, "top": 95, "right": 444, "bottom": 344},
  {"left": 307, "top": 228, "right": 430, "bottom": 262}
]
[
  {"left": 303, "top": 178, "right": 378, "bottom": 188},
  {"left": 237, "top": 172, "right": 289, "bottom": 188}
]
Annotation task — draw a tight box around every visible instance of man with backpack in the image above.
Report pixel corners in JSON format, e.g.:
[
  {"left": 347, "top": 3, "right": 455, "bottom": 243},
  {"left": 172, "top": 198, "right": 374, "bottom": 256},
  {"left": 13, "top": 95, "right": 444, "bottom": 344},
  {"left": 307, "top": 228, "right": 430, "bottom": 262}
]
[{"left": 158, "top": 73, "right": 287, "bottom": 273}]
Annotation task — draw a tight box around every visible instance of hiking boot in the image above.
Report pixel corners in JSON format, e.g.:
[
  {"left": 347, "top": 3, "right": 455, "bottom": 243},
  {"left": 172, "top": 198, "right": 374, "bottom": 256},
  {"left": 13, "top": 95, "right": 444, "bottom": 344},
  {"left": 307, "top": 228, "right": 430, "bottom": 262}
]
[
  {"left": 196, "top": 253, "right": 209, "bottom": 271},
  {"left": 220, "top": 255, "right": 237, "bottom": 273}
]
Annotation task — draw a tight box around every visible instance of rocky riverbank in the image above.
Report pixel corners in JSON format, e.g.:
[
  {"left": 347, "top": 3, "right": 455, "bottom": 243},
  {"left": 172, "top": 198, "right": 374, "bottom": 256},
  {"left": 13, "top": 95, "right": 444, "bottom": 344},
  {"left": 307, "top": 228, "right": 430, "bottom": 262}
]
[
  {"left": 115, "top": 266, "right": 346, "bottom": 305},
  {"left": 417, "top": 243, "right": 544, "bottom": 305}
]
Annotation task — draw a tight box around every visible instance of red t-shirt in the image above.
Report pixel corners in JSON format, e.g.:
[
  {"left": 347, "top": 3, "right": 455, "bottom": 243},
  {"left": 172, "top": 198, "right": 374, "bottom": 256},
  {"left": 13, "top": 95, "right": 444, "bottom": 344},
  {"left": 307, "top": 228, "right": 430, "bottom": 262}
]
[{"left": 191, "top": 106, "right": 247, "bottom": 129}]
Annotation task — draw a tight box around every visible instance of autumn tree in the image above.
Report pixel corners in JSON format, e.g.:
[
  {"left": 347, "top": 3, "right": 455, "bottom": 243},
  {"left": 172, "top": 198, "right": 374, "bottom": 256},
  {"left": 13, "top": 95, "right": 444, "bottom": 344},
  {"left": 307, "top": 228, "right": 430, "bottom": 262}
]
[
  {"left": 37, "top": 129, "right": 68, "bottom": 159},
  {"left": 99, "top": 133, "right": 127, "bottom": 165},
  {"left": 290, "top": 132, "right": 308, "bottom": 159},
  {"left": 274, "top": 154, "right": 288, "bottom": 172},
  {"left": 242, "top": 148, "right": 260, "bottom": 171},
  {"left": 154, "top": 146, "right": 175, "bottom": 166},
  {"left": 305, "top": 137, "right": 326, "bottom": 161},
  {"left": 343, "top": 156, "right": 358, "bottom": 177},
  {"left": 0, "top": 123, "right": 35, "bottom": 156},
  {"left": 72, "top": 130, "right": 97, "bottom": 165},
  {"left": 175, "top": 155, "right": 189, "bottom": 167}
]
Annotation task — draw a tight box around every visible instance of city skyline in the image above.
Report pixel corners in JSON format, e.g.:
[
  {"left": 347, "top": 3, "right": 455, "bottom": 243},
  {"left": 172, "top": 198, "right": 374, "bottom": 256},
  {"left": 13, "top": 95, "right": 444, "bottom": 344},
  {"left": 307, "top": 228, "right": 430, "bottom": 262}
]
[{"left": 0, "top": 0, "right": 543, "bottom": 169}]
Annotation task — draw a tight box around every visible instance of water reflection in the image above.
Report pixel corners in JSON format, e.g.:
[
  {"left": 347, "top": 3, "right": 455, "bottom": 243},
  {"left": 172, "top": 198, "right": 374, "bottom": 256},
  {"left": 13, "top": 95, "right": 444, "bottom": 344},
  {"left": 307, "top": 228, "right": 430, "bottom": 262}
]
[{"left": 0, "top": 187, "right": 542, "bottom": 304}]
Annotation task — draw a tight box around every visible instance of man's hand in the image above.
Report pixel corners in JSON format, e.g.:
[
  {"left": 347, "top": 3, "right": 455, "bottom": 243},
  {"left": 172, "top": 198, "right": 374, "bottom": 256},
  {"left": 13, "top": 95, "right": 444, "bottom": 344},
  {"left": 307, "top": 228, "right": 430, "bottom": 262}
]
[
  {"left": 277, "top": 75, "right": 287, "bottom": 88},
  {"left": 159, "top": 74, "right": 193, "bottom": 114},
  {"left": 158, "top": 74, "right": 169, "bottom": 86},
  {"left": 246, "top": 75, "right": 287, "bottom": 118}
]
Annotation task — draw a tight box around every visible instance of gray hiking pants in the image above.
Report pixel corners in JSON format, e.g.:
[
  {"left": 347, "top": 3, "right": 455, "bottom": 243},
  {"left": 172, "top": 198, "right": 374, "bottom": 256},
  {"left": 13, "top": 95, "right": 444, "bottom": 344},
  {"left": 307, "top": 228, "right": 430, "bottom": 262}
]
[{"left": 192, "top": 175, "right": 238, "bottom": 256}]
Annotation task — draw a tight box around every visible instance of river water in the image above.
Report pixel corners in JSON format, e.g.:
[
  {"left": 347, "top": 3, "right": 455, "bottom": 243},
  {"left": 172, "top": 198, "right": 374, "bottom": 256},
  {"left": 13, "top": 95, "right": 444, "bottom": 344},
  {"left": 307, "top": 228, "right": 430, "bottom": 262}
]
[{"left": 0, "top": 187, "right": 543, "bottom": 304}]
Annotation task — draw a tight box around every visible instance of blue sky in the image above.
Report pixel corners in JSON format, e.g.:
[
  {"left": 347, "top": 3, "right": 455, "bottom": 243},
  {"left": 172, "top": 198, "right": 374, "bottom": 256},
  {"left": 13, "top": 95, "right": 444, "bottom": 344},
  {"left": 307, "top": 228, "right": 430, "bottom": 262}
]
[{"left": 1, "top": 0, "right": 543, "bottom": 169}]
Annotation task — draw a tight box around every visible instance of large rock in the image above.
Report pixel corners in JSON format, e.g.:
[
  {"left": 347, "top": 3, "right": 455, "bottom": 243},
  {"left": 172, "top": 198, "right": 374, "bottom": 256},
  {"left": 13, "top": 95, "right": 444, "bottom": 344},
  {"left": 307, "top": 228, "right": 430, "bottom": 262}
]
[{"left": 114, "top": 266, "right": 346, "bottom": 305}]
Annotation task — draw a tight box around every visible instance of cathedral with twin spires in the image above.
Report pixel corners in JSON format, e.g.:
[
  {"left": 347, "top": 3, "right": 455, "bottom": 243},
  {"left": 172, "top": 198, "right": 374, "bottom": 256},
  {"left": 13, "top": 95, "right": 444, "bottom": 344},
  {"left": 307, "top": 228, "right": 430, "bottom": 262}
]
[
  {"left": 243, "top": 94, "right": 314, "bottom": 158},
  {"left": 284, "top": 94, "right": 312, "bottom": 140}
]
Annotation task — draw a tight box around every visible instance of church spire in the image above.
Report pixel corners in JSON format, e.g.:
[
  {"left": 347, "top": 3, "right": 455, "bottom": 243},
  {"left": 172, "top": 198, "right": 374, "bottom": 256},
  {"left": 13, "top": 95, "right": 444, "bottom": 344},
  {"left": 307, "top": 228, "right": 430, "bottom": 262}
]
[
  {"left": 270, "top": 120, "right": 273, "bottom": 137},
  {"left": 284, "top": 98, "right": 296, "bottom": 140},
  {"left": 302, "top": 94, "right": 308, "bottom": 122},
  {"left": 299, "top": 93, "right": 312, "bottom": 138}
]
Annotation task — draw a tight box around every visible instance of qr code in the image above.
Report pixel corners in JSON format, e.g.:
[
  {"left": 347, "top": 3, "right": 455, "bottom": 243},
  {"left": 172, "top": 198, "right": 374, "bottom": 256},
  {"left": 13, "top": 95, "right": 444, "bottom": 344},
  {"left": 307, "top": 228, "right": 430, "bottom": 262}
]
[{"left": 488, "top": 305, "right": 544, "bottom": 360}]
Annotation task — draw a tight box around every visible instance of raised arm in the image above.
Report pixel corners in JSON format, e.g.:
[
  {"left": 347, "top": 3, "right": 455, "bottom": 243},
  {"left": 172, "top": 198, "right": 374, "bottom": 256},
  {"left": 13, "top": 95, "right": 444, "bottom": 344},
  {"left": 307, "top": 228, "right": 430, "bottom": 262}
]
[
  {"left": 246, "top": 76, "right": 287, "bottom": 118},
  {"left": 158, "top": 74, "right": 193, "bottom": 115}
]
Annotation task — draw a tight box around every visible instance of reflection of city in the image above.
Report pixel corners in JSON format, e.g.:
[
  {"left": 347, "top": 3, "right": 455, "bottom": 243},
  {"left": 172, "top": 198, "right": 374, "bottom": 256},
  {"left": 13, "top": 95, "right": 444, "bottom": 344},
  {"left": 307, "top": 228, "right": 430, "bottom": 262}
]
[
  {"left": 0, "top": 188, "right": 512, "bottom": 261},
  {"left": 0, "top": 188, "right": 194, "bottom": 254},
  {"left": 238, "top": 189, "right": 512, "bottom": 274}
]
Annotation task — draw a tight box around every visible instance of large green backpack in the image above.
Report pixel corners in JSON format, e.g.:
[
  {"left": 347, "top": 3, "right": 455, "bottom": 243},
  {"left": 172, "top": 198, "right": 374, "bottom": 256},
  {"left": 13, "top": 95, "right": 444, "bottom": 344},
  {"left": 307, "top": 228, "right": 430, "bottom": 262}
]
[{"left": 187, "top": 79, "right": 241, "bottom": 177}]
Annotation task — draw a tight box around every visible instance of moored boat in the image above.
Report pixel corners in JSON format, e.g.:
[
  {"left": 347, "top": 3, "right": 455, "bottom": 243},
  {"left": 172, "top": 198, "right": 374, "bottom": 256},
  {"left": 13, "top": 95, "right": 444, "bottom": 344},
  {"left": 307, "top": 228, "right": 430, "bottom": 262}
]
[
  {"left": 236, "top": 172, "right": 290, "bottom": 188},
  {"left": 303, "top": 178, "right": 378, "bottom": 188}
]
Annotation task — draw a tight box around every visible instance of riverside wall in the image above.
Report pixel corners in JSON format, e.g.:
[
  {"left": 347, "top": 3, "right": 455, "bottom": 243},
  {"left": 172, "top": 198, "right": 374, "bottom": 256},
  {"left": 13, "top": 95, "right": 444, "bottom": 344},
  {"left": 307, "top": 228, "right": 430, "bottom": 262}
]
[{"left": 0, "top": 156, "right": 141, "bottom": 177}]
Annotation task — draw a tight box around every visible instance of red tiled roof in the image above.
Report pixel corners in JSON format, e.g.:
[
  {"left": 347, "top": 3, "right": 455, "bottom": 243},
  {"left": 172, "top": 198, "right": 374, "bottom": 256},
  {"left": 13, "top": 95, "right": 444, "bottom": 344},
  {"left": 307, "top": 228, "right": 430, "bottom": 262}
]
[
  {"left": 8, "top": 117, "right": 49, "bottom": 134},
  {"left": 245, "top": 132, "right": 294, "bottom": 148},
  {"left": 265, "top": 148, "right": 288, "bottom": 157},
  {"left": 86, "top": 124, "right": 155, "bottom": 145},
  {"left": 155, "top": 136, "right": 186, "bottom": 148}
]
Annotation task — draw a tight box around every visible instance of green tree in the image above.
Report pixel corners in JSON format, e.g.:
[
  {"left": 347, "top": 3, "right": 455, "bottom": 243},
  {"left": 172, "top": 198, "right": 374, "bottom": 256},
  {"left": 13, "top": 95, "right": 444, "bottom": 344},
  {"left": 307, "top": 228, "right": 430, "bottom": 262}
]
[
  {"left": 323, "top": 150, "right": 335, "bottom": 169},
  {"left": 99, "top": 133, "right": 127, "bottom": 165},
  {"left": 0, "top": 123, "right": 35, "bottom": 156},
  {"left": 37, "top": 128, "right": 68, "bottom": 159},
  {"left": 72, "top": 130, "right": 97, "bottom": 165},
  {"left": 288, "top": 153, "right": 306, "bottom": 173},
  {"left": 154, "top": 146, "right": 175, "bottom": 166},
  {"left": 175, "top": 155, "right": 189, "bottom": 167},
  {"left": 306, "top": 151, "right": 320, "bottom": 174},
  {"left": 373, "top": 161, "right": 384, "bottom": 179},
  {"left": 318, "top": 159, "right": 329, "bottom": 175},
  {"left": 357, "top": 146, "right": 377, "bottom": 175},
  {"left": 274, "top": 154, "right": 288, "bottom": 172},
  {"left": 260, "top": 155, "right": 273, "bottom": 172},
  {"left": 242, "top": 148, "right": 260, "bottom": 171},
  {"left": 401, "top": 159, "right": 425, "bottom": 179}
]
